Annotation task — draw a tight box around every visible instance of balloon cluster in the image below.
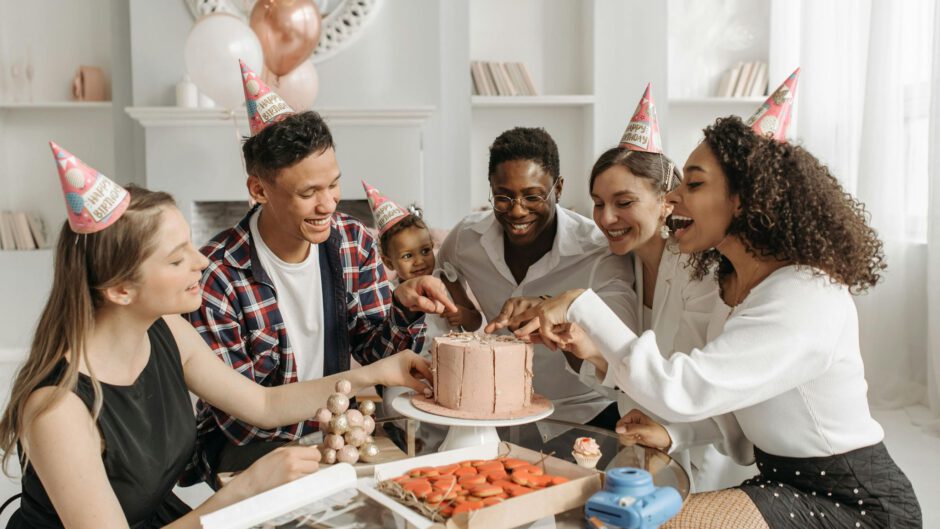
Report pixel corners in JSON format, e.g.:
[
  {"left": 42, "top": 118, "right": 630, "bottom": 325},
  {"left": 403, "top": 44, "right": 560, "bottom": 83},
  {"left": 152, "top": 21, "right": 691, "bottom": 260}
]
[
  {"left": 184, "top": 0, "right": 321, "bottom": 111},
  {"left": 316, "top": 379, "right": 380, "bottom": 465}
]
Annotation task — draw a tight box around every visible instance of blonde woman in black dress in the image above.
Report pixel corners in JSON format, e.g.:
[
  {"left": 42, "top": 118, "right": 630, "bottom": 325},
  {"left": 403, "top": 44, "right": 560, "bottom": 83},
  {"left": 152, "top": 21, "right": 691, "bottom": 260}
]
[{"left": 0, "top": 148, "right": 441, "bottom": 528}]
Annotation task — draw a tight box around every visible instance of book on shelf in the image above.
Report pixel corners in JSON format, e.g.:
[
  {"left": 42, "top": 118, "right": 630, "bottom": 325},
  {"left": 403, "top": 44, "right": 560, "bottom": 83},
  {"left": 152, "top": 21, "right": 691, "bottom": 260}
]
[
  {"left": 479, "top": 61, "right": 497, "bottom": 96},
  {"left": 716, "top": 61, "right": 768, "bottom": 98},
  {"left": 732, "top": 62, "right": 754, "bottom": 97},
  {"left": 469, "top": 61, "right": 538, "bottom": 97},
  {"left": 0, "top": 213, "right": 14, "bottom": 250},
  {"left": 12, "top": 213, "right": 35, "bottom": 250},
  {"left": 486, "top": 62, "right": 510, "bottom": 96},
  {"left": 26, "top": 212, "right": 47, "bottom": 248},
  {"left": 507, "top": 62, "right": 537, "bottom": 96},
  {"left": 748, "top": 62, "right": 768, "bottom": 97},
  {"left": 497, "top": 63, "right": 519, "bottom": 96},
  {"left": 471, "top": 61, "right": 494, "bottom": 96},
  {"left": 470, "top": 61, "right": 481, "bottom": 95},
  {"left": 0, "top": 210, "right": 47, "bottom": 250},
  {"left": 518, "top": 62, "right": 538, "bottom": 95}
]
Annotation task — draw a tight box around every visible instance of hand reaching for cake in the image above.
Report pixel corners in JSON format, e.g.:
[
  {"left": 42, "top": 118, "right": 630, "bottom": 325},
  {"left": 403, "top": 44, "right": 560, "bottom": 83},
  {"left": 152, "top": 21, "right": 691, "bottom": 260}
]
[
  {"left": 510, "top": 288, "right": 585, "bottom": 343},
  {"left": 443, "top": 305, "right": 481, "bottom": 329},
  {"left": 395, "top": 275, "right": 459, "bottom": 316},
  {"left": 367, "top": 350, "right": 434, "bottom": 397},
  {"left": 615, "top": 409, "right": 672, "bottom": 451},
  {"left": 484, "top": 296, "right": 543, "bottom": 333}
]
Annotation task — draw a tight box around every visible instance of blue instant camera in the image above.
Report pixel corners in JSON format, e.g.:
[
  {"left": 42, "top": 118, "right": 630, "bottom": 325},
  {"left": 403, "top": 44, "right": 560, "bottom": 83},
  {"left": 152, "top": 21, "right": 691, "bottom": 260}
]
[{"left": 583, "top": 467, "right": 682, "bottom": 529}]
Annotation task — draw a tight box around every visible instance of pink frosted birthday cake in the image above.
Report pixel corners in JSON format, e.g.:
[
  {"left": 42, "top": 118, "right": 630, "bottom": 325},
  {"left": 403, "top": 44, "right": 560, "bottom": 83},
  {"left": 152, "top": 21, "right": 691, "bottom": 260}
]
[{"left": 412, "top": 332, "right": 549, "bottom": 419}]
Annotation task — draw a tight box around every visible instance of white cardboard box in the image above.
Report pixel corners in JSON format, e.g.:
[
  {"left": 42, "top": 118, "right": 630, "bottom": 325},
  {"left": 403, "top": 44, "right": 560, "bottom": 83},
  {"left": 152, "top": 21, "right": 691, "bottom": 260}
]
[{"left": 199, "top": 463, "right": 357, "bottom": 529}]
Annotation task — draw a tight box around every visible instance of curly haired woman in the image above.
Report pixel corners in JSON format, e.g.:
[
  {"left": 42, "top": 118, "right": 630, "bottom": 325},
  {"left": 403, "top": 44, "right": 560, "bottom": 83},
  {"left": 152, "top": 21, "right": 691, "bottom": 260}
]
[{"left": 509, "top": 116, "right": 921, "bottom": 528}]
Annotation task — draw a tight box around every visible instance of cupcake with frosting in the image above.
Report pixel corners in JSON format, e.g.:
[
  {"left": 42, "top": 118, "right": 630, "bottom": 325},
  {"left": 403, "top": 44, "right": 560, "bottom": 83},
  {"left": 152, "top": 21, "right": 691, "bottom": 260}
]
[{"left": 572, "top": 437, "right": 602, "bottom": 469}]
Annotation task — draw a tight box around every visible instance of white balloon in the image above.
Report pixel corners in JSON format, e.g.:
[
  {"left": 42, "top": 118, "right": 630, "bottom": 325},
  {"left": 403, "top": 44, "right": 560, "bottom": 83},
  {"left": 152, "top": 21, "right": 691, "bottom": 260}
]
[
  {"left": 262, "top": 61, "right": 319, "bottom": 111},
  {"left": 184, "top": 13, "right": 263, "bottom": 110}
]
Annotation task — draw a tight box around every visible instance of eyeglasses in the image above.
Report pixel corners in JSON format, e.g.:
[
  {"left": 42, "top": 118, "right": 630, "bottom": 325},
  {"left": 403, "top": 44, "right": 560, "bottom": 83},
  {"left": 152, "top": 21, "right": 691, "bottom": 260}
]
[{"left": 489, "top": 183, "right": 558, "bottom": 213}]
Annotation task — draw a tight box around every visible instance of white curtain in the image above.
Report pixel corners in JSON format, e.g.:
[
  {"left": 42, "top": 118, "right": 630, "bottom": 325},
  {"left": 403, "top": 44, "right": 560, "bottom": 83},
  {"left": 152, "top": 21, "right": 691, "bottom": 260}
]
[
  {"left": 927, "top": 0, "right": 940, "bottom": 433},
  {"left": 795, "top": 0, "right": 938, "bottom": 431}
]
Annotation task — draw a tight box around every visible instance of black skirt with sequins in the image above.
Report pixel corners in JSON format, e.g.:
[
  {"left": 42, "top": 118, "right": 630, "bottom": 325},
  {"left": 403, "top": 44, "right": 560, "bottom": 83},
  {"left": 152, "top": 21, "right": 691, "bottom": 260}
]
[{"left": 738, "top": 443, "right": 921, "bottom": 528}]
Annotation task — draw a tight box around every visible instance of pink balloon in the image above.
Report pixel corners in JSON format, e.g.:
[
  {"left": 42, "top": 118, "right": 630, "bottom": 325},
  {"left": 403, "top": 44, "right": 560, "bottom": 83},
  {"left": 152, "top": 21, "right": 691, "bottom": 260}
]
[
  {"left": 262, "top": 62, "right": 319, "bottom": 111},
  {"left": 250, "top": 0, "right": 322, "bottom": 76}
]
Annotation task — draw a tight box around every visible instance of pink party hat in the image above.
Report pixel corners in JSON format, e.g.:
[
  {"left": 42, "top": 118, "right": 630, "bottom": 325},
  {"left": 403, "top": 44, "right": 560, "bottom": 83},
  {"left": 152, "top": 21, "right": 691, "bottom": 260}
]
[
  {"left": 49, "top": 141, "right": 130, "bottom": 234},
  {"left": 746, "top": 68, "right": 801, "bottom": 141},
  {"left": 240, "top": 59, "right": 294, "bottom": 136},
  {"left": 362, "top": 181, "right": 410, "bottom": 235},
  {"left": 619, "top": 83, "right": 663, "bottom": 153}
]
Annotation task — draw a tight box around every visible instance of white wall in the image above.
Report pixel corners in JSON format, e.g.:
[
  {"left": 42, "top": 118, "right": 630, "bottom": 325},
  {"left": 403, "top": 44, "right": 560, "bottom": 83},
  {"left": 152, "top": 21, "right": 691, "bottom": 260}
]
[{"left": 125, "top": 0, "right": 471, "bottom": 229}]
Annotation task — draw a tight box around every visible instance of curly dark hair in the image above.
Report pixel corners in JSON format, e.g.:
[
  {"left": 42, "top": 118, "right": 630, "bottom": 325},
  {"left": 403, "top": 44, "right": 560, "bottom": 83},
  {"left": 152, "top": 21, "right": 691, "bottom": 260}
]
[
  {"left": 243, "top": 111, "right": 334, "bottom": 182},
  {"left": 589, "top": 147, "right": 682, "bottom": 195},
  {"left": 688, "top": 116, "right": 886, "bottom": 294},
  {"left": 379, "top": 213, "right": 429, "bottom": 256},
  {"left": 487, "top": 127, "right": 560, "bottom": 182}
]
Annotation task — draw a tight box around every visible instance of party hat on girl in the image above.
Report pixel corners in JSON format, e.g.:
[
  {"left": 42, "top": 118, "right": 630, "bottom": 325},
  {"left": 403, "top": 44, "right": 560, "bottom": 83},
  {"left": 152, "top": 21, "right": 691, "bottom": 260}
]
[
  {"left": 49, "top": 141, "right": 130, "bottom": 234},
  {"left": 619, "top": 83, "right": 663, "bottom": 153},
  {"left": 362, "top": 180, "right": 410, "bottom": 235},
  {"left": 745, "top": 68, "right": 801, "bottom": 141},
  {"left": 240, "top": 59, "right": 294, "bottom": 136}
]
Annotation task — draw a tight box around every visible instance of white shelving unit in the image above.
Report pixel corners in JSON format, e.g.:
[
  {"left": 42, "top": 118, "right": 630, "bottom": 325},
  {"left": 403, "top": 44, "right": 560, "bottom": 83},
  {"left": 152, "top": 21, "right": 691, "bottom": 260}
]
[
  {"left": 665, "top": 0, "right": 796, "bottom": 166},
  {"left": 0, "top": 0, "right": 114, "bottom": 350},
  {"left": 469, "top": 0, "right": 598, "bottom": 215},
  {"left": 669, "top": 97, "right": 766, "bottom": 106},
  {"left": 470, "top": 95, "right": 596, "bottom": 108},
  {"left": 0, "top": 101, "right": 113, "bottom": 110}
]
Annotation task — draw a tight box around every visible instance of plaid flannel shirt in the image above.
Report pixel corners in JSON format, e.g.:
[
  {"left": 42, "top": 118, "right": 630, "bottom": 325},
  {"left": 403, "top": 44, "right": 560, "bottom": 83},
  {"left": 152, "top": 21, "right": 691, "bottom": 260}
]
[{"left": 180, "top": 206, "right": 424, "bottom": 485}]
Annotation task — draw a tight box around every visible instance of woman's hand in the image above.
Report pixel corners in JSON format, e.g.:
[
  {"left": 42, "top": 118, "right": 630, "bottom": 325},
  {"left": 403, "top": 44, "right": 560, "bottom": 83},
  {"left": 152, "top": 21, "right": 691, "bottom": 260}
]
[
  {"left": 552, "top": 322, "right": 601, "bottom": 360},
  {"left": 510, "top": 289, "right": 586, "bottom": 343},
  {"left": 615, "top": 409, "right": 672, "bottom": 451},
  {"left": 484, "top": 296, "right": 544, "bottom": 333},
  {"left": 531, "top": 322, "right": 608, "bottom": 376},
  {"left": 231, "top": 445, "right": 322, "bottom": 497},
  {"left": 366, "top": 350, "right": 433, "bottom": 396}
]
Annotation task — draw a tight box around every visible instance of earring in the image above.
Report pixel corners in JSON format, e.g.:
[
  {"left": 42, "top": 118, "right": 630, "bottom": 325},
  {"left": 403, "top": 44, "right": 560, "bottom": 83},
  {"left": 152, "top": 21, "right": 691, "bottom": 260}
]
[
  {"left": 123, "top": 297, "right": 131, "bottom": 305},
  {"left": 660, "top": 224, "right": 670, "bottom": 239}
]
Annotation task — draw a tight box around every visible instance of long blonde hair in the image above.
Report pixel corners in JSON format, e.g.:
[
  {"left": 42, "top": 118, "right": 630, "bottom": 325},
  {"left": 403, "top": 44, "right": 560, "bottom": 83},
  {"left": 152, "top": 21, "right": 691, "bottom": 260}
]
[{"left": 0, "top": 186, "right": 176, "bottom": 475}]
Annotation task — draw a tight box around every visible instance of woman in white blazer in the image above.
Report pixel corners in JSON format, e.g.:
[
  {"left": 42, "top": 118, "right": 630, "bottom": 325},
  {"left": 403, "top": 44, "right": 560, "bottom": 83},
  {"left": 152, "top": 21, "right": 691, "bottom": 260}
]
[
  {"left": 509, "top": 117, "right": 920, "bottom": 528},
  {"left": 583, "top": 146, "right": 753, "bottom": 492}
]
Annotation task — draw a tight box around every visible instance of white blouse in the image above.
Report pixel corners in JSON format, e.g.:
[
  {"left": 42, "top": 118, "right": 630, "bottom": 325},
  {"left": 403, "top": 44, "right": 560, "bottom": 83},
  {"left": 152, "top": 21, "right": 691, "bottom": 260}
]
[
  {"left": 579, "top": 246, "right": 717, "bottom": 419},
  {"left": 568, "top": 265, "right": 885, "bottom": 461}
]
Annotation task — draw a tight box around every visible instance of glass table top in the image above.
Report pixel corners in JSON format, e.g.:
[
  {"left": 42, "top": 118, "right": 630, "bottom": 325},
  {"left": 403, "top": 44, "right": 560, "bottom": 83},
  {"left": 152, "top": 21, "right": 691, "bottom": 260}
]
[{"left": 256, "top": 414, "right": 689, "bottom": 528}]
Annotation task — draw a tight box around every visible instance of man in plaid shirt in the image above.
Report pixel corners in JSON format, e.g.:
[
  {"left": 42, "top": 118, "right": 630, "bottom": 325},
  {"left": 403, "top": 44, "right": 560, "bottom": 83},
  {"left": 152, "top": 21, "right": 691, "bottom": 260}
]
[{"left": 181, "top": 109, "right": 454, "bottom": 486}]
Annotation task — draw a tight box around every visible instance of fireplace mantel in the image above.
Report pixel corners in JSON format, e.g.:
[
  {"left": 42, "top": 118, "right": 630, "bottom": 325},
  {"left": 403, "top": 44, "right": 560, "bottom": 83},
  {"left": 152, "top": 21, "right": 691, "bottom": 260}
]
[
  {"left": 125, "top": 106, "right": 436, "bottom": 128},
  {"left": 126, "top": 105, "right": 437, "bottom": 227}
]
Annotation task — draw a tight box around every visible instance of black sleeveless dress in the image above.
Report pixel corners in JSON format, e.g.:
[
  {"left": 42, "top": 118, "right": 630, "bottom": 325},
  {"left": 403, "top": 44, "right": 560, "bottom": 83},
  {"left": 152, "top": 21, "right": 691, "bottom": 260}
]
[{"left": 7, "top": 319, "right": 196, "bottom": 529}]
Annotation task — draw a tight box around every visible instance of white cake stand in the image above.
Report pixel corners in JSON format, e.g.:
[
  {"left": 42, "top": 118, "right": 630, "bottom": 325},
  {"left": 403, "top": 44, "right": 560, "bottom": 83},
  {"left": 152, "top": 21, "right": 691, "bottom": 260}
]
[{"left": 391, "top": 392, "right": 554, "bottom": 452}]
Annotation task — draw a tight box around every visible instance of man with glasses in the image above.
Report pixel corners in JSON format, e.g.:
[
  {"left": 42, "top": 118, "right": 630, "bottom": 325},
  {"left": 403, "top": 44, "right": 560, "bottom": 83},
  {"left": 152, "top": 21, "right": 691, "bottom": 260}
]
[{"left": 438, "top": 127, "right": 638, "bottom": 440}]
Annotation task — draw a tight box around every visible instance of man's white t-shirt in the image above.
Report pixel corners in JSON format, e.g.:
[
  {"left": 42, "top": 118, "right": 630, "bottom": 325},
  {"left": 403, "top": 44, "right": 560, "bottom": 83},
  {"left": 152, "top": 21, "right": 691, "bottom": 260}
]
[{"left": 250, "top": 208, "right": 326, "bottom": 381}]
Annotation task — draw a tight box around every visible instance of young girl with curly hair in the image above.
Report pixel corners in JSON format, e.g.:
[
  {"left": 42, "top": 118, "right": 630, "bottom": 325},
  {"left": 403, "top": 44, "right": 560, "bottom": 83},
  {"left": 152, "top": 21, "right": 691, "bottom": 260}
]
[{"left": 510, "top": 116, "right": 921, "bottom": 528}]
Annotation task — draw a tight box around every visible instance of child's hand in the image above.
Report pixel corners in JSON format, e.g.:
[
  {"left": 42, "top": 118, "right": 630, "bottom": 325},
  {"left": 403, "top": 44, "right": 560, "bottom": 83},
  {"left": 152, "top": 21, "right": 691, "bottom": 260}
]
[
  {"left": 444, "top": 307, "right": 464, "bottom": 327},
  {"left": 444, "top": 305, "right": 482, "bottom": 330}
]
